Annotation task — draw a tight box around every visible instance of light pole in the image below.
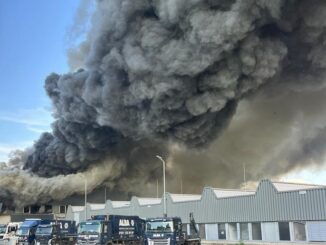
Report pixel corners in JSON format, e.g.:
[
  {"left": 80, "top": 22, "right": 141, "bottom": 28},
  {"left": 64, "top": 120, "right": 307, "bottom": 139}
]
[
  {"left": 85, "top": 179, "right": 87, "bottom": 220},
  {"left": 156, "top": 155, "right": 167, "bottom": 217}
]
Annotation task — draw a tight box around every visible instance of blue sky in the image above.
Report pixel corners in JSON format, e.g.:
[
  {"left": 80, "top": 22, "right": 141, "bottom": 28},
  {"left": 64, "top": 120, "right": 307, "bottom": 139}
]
[
  {"left": 0, "top": 0, "right": 81, "bottom": 160},
  {"left": 0, "top": 1, "right": 324, "bottom": 186}
]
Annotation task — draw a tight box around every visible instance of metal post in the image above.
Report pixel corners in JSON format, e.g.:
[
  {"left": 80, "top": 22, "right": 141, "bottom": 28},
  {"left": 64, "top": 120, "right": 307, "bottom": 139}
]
[
  {"left": 243, "top": 163, "right": 246, "bottom": 191},
  {"left": 85, "top": 179, "right": 87, "bottom": 220},
  {"left": 156, "top": 179, "right": 159, "bottom": 198},
  {"left": 104, "top": 187, "right": 107, "bottom": 204},
  {"left": 156, "top": 155, "right": 167, "bottom": 217}
]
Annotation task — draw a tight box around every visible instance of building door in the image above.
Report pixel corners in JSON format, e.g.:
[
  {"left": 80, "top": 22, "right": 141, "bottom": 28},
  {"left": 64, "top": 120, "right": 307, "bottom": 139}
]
[
  {"left": 205, "top": 224, "right": 218, "bottom": 240},
  {"left": 261, "top": 222, "right": 278, "bottom": 242},
  {"left": 218, "top": 224, "right": 226, "bottom": 240},
  {"left": 307, "top": 222, "right": 326, "bottom": 242}
]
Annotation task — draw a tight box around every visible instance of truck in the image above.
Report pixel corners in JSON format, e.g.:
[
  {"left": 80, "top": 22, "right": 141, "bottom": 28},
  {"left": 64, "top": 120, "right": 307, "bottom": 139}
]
[
  {"left": 35, "top": 220, "right": 77, "bottom": 245},
  {"left": 16, "top": 219, "right": 51, "bottom": 245},
  {"left": 0, "top": 222, "right": 21, "bottom": 241},
  {"left": 144, "top": 213, "right": 201, "bottom": 245},
  {"left": 76, "top": 215, "right": 145, "bottom": 245}
]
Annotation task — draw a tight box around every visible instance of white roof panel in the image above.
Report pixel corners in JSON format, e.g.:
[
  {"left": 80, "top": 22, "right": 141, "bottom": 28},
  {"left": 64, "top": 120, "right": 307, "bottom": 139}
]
[
  {"left": 213, "top": 189, "right": 255, "bottom": 198},
  {"left": 272, "top": 181, "right": 325, "bottom": 192},
  {"left": 137, "top": 198, "right": 161, "bottom": 205},
  {"left": 170, "top": 194, "right": 201, "bottom": 202}
]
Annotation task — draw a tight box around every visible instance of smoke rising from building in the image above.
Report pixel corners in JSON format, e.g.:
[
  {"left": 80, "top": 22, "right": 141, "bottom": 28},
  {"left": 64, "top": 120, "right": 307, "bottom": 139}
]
[{"left": 2, "top": 0, "right": 326, "bottom": 206}]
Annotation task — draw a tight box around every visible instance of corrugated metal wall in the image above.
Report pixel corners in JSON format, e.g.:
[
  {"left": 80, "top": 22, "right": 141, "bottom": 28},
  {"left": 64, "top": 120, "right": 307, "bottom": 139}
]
[{"left": 66, "top": 179, "right": 326, "bottom": 223}]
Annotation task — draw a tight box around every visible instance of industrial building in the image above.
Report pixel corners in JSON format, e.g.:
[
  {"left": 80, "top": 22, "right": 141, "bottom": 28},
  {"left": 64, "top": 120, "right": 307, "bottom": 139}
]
[
  {"left": 66, "top": 179, "right": 326, "bottom": 243},
  {"left": 0, "top": 187, "right": 108, "bottom": 224}
]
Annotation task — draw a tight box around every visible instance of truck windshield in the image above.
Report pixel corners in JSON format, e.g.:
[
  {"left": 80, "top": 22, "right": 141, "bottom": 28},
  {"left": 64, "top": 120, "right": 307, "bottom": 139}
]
[
  {"left": 36, "top": 226, "right": 52, "bottom": 235},
  {"left": 0, "top": 226, "right": 7, "bottom": 233},
  {"left": 146, "top": 221, "right": 174, "bottom": 232},
  {"left": 78, "top": 222, "right": 101, "bottom": 234},
  {"left": 16, "top": 227, "right": 29, "bottom": 236}
]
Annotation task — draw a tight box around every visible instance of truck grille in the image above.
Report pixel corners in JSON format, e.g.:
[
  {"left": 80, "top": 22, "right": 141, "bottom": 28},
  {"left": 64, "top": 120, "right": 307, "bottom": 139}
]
[{"left": 148, "top": 238, "right": 170, "bottom": 245}]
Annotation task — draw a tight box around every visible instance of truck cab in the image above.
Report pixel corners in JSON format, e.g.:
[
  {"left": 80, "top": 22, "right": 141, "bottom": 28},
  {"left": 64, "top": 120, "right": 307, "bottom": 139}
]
[
  {"left": 0, "top": 224, "right": 7, "bottom": 240},
  {"left": 35, "top": 220, "right": 76, "bottom": 245},
  {"left": 145, "top": 215, "right": 200, "bottom": 245},
  {"left": 17, "top": 219, "right": 50, "bottom": 245},
  {"left": 76, "top": 215, "right": 145, "bottom": 245},
  {"left": 0, "top": 222, "right": 21, "bottom": 241},
  {"left": 145, "top": 217, "right": 185, "bottom": 245}
]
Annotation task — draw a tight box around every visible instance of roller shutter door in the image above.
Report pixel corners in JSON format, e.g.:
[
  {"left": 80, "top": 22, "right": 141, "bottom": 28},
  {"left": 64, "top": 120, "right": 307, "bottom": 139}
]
[
  {"left": 205, "top": 224, "right": 218, "bottom": 240},
  {"left": 307, "top": 222, "right": 326, "bottom": 242},
  {"left": 261, "top": 222, "right": 278, "bottom": 241}
]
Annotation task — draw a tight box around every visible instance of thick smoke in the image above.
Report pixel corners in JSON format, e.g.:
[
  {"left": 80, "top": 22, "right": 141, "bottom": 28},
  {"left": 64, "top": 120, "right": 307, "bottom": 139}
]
[
  {"left": 2, "top": 0, "right": 326, "bottom": 205},
  {"left": 0, "top": 159, "right": 123, "bottom": 207}
]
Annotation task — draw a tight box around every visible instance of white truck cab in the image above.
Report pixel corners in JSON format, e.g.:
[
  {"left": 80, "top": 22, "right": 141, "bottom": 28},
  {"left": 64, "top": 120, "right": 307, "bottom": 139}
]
[{"left": 0, "top": 222, "right": 21, "bottom": 241}]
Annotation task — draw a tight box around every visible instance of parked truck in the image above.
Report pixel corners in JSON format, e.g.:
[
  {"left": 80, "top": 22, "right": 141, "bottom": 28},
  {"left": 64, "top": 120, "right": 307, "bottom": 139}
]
[
  {"left": 35, "top": 220, "right": 77, "bottom": 245},
  {"left": 76, "top": 215, "right": 145, "bottom": 245},
  {"left": 0, "top": 222, "right": 21, "bottom": 241},
  {"left": 144, "top": 213, "right": 201, "bottom": 245},
  {"left": 16, "top": 219, "right": 51, "bottom": 245}
]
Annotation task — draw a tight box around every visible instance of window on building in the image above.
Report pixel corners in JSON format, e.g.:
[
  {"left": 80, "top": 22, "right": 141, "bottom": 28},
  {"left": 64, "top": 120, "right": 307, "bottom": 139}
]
[
  {"left": 59, "top": 205, "right": 66, "bottom": 214},
  {"left": 279, "top": 222, "right": 291, "bottom": 241},
  {"left": 218, "top": 223, "right": 226, "bottom": 240},
  {"left": 23, "top": 206, "right": 30, "bottom": 214},
  {"left": 199, "top": 224, "right": 206, "bottom": 239},
  {"left": 30, "top": 205, "right": 40, "bottom": 214},
  {"left": 44, "top": 205, "right": 53, "bottom": 213},
  {"left": 293, "top": 222, "right": 306, "bottom": 241},
  {"left": 252, "top": 222, "right": 262, "bottom": 240},
  {"left": 240, "top": 223, "right": 249, "bottom": 240}
]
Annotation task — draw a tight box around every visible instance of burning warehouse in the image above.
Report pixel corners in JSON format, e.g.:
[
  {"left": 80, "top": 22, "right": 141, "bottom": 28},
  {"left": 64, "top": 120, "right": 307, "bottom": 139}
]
[{"left": 1, "top": 0, "right": 326, "bottom": 227}]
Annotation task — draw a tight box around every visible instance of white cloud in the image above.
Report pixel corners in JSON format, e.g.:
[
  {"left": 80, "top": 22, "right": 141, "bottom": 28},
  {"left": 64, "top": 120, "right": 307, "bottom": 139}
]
[
  {"left": 0, "top": 142, "right": 34, "bottom": 163},
  {"left": 0, "top": 107, "right": 52, "bottom": 132}
]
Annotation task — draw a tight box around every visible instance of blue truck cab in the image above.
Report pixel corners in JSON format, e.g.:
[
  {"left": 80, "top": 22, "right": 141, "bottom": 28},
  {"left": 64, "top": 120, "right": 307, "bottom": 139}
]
[
  {"left": 17, "top": 219, "right": 50, "bottom": 245},
  {"left": 77, "top": 215, "right": 145, "bottom": 245},
  {"left": 145, "top": 215, "right": 200, "bottom": 245},
  {"left": 35, "top": 220, "right": 77, "bottom": 245}
]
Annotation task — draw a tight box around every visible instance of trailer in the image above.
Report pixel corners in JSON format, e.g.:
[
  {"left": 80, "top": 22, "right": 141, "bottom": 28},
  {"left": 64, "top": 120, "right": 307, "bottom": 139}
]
[{"left": 76, "top": 215, "right": 145, "bottom": 245}]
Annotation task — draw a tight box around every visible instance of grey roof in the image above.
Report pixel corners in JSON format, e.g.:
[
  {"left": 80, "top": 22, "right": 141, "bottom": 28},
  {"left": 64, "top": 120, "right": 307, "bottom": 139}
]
[{"left": 66, "top": 179, "right": 326, "bottom": 223}]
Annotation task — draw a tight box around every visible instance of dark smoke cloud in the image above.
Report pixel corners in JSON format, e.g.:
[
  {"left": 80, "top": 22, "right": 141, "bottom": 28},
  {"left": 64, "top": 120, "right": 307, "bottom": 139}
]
[
  {"left": 2, "top": 0, "right": 326, "bottom": 205},
  {"left": 26, "top": 0, "right": 289, "bottom": 176}
]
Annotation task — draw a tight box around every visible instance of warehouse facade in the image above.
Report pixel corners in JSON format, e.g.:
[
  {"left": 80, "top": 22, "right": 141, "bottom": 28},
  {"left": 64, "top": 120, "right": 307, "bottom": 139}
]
[{"left": 66, "top": 179, "right": 326, "bottom": 242}]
